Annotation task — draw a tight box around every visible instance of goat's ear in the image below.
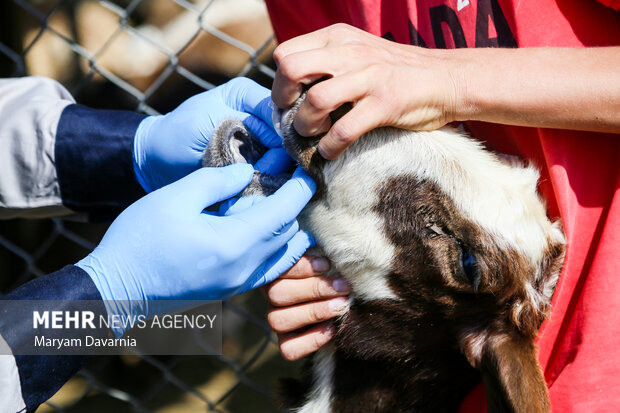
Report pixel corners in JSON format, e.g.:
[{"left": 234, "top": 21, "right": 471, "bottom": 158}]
[
  {"left": 538, "top": 220, "right": 566, "bottom": 307},
  {"left": 202, "top": 119, "right": 266, "bottom": 168},
  {"left": 478, "top": 333, "right": 550, "bottom": 413}
]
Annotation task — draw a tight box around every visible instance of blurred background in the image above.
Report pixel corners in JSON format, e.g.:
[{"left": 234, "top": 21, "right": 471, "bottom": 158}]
[{"left": 0, "top": 0, "right": 303, "bottom": 411}]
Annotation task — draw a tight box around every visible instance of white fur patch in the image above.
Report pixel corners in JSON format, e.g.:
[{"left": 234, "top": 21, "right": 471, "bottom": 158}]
[
  {"left": 292, "top": 126, "right": 564, "bottom": 413},
  {"left": 302, "top": 127, "right": 558, "bottom": 299},
  {"left": 295, "top": 346, "right": 335, "bottom": 413},
  {"left": 300, "top": 172, "right": 399, "bottom": 301}
]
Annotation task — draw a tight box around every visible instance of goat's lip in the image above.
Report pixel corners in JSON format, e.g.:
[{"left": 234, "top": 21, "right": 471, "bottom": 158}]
[{"left": 271, "top": 100, "right": 293, "bottom": 139}]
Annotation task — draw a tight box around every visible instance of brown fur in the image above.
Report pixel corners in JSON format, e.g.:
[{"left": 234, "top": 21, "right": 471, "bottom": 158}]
[
  {"left": 203, "top": 100, "right": 565, "bottom": 412},
  {"left": 276, "top": 102, "right": 564, "bottom": 411},
  {"left": 278, "top": 175, "right": 562, "bottom": 412}
]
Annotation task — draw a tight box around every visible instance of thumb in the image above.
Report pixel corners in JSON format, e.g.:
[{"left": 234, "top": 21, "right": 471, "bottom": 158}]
[
  {"left": 254, "top": 148, "right": 295, "bottom": 175},
  {"left": 165, "top": 164, "right": 254, "bottom": 210},
  {"left": 233, "top": 166, "right": 315, "bottom": 237},
  {"left": 231, "top": 78, "right": 274, "bottom": 127},
  {"left": 243, "top": 230, "right": 316, "bottom": 293}
]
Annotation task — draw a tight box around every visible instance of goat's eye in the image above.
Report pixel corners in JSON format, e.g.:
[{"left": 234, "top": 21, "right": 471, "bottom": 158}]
[{"left": 459, "top": 246, "right": 480, "bottom": 290}]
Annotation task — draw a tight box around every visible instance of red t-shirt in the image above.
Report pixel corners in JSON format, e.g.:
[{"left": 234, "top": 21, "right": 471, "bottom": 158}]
[{"left": 265, "top": 1, "right": 620, "bottom": 411}]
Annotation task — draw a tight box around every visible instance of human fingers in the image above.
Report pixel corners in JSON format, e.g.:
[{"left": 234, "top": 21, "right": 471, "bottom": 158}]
[
  {"left": 266, "top": 275, "right": 351, "bottom": 307},
  {"left": 279, "top": 255, "right": 330, "bottom": 280},
  {"left": 272, "top": 48, "right": 346, "bottom": 109},
  {"left": 250, "top": 95, "right": 276, "bottom": 129},
  {"left": 218, "top": 195, "right": 262, "bottom": 216},
  {"left": 254, "top": 148, "right": 295, "bottom": 175},
  {"left": 267, "top": 296, "right": 349, "bottom": 334},
  {"left": 277, "top": 321, "right": 335, "bottom": 361},
  {"left": 293, "top": 71, "right": 371, "bottom": 137},
  {"left": 242, "top": 114, "right": 281, "bottom": 149},
  {"left": 317, "top": 96, "right": 385, "bottom": 159},
  {"left": 224, "top": 77, "right": 272, "bottom": 122},
  {"left": 246, "top": 230, "right": 316, "bottom": 290},
  {"left": 233, "top": 167, "right": 315, "bottom": 237},
  {"left": 273, "top": 27, "right": 332, "bottom": 64},
  {"left": 163, "top": 164, "right": 253, "bottom": 211},
  {"left": 272, "top": 24, "right": 384, "bottom": 109},
  {"left": 273, "top": 23, "right": 372, "bottom": 65}
]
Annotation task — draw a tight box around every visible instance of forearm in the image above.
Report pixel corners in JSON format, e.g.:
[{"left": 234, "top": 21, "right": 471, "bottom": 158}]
[
  {"left": 452, "top": 47, "right": 620, "bottom": 132},
  {"left": 0, "top": 76, "right": 147, "bottom": 221},
  {"left": 0, "top": 266, "right": 106, "bottom": 412}
]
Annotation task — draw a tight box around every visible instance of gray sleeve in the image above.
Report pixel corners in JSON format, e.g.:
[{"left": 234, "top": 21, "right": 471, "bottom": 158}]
[
  {"left": 0, "top": 76, "right": 75, "bottom": 219},
  {"left": 0, "top": 335, "right": 27, "bottom": 412}
]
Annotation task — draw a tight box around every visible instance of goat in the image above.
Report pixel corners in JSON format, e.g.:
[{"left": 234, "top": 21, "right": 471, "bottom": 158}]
[{"left": 203, "top": 95, "right": 566, "bottom": 413}]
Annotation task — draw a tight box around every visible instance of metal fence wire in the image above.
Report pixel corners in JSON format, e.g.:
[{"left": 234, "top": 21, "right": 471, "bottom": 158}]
[{"left": 0, "top": 0, "right": 301, "bottom": 411}]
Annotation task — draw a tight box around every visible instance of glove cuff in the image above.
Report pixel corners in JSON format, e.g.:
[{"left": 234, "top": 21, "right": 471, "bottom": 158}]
[
  {"left": 76, "top": 254, "right": 145, "bottom": 337},
  {"left": 132, "top": 115, "right": 161, "bottom": 193}
]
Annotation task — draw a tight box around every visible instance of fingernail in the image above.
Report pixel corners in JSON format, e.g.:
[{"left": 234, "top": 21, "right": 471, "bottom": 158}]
[
  {"left": 307, "top": 117, "right": 332, "bottom": 136},
  {"left": 311, "top": 257, "right": 330, "bottom": 273},
  {"left": 328, "top": 296, "right": 349, "bottom": 313},
  {"left": 331, "top": 278, "right": 351, "bottom": 293}
]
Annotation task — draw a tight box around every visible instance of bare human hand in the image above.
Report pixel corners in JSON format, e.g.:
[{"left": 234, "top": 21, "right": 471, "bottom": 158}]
[
  {"left": 265, "top": 255, "right": 351, "bottom": 361},
  {"left": 272, "top": 23, "right": 462, "bottom": 160},
  {"left": 273, "top": 24, "right": 620, "bottom": 160}
]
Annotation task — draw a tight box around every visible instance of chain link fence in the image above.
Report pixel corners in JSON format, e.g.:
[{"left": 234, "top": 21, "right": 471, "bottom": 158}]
[{"left": 0, "top": 0, "right": 300, "bottom": 411}]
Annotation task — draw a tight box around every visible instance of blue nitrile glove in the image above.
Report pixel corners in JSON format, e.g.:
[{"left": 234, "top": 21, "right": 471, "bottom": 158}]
[
  {"left": 133, "top": 77, "right": 285, "bottom": 193},
  {"left": 76, "top": 164, "right": 315, "bottom": 337}
]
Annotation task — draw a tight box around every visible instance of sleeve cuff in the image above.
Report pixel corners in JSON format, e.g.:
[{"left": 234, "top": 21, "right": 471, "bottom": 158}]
[
  {"left": 55, "top": 104, "right": 148, "bottom": 221},
  {"left": 0, "top": 266, "right": 106, "bottom": 412}
]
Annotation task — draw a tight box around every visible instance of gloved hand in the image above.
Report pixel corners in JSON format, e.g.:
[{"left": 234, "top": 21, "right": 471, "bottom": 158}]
[
  {"left": 76, "top": 164, "right": 316, "bottom": 336},
  {"left": 133, "top": 77, "right": 284, "bottom": 193}
]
